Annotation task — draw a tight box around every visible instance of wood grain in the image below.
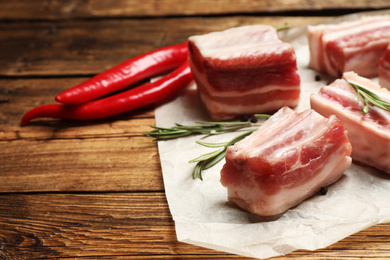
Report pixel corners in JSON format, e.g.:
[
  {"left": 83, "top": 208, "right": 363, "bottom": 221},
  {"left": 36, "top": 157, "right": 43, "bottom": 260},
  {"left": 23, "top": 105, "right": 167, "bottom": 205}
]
[
  {"left": 0, "top": 136, "right": 163, "bottom": 192},
  {"left": 0, "top": 0, "right": 389, "bottom": 19},
  {"left": 0, "top": 16, "right": 328, "bottom": 76},
  {"left": 2, "top": 2, "right": 390, "bottom": 259},
  {"left": 0, "top": 77, "right": 155, "bottom": 141},
  {"left": 1, "top": 193, "right": 390, "bottom": 259}
]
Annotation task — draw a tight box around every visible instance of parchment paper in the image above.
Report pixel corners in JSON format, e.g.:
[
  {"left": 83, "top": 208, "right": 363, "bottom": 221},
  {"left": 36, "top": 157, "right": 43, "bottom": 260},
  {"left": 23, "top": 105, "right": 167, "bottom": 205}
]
[{"left": 154, "top": 10, "right": 390, "bottom": 259}]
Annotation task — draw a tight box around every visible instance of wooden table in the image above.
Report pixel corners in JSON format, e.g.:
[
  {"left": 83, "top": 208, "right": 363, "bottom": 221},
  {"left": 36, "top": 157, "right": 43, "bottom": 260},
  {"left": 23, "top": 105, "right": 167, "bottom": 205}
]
[{"left": 2, "top": 1, "right": 390, "bottom": 259}]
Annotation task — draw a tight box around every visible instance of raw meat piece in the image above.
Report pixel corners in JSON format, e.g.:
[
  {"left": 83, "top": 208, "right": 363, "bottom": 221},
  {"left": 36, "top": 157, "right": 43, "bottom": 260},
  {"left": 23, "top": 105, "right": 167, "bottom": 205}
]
[
  {"left": 188, "top": 25, "right": 300, "bottom": 120},
  {"left": 308, "top": 16, "right": 390, "bottom": 78},
  {"left": 310, "top": 71, "right": 390, "bottom": 174},
  {"left": 379, "top": 43, "right": 390, "bottom": 90},
  {"left": 220, "top": 107, "right": 352, "bottom": 216}
]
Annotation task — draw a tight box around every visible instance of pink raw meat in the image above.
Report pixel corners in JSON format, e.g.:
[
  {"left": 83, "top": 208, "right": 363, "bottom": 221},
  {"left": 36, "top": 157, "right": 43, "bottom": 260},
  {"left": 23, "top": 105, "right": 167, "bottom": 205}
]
[
  {"left": 220, "top": 107, "right": 352, "bottom": 216},
  {"left": 379, "top": 43, "right": 390, "bottom": 90},
  {"left": 188, "top": 25, "right": 300, "bottom": 120},
  {"left": 308, "top": 16, "right": 390, "bottom": 78},
  {"left": 311, "top": 71, "right": 390, "bottom": 174}
]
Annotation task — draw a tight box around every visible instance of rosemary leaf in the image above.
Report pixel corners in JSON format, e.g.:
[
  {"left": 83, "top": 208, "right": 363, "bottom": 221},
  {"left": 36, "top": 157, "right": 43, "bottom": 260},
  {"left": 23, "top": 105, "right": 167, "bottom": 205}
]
[
  {"left": 202, "top": 149, "right": 227, "bottom": 170},
  {"left": 188, "top": 148, "right": 225, "bottom": 163},
  {"left": 144, "top": 129, "right": 192, "bottom": 140},
  {"left": 347, "top": 80, "right": 390, "bottom": 114},
  {"left": 195, "top": 140, "right": 228, "bottom": 148},
  {"left": 210, "top": 125, "right": 250, "bottom": 135},
  {"left": 175, "top": 124, "right": 220, "bottom": 131},
  {"left": 254, "top": 114, "right": 272, "bottom": 119},
  {"left": 193, "top": 161, "right": 204, "bottom": 180},
  {"left": 362, "top": 100, "right": 369, "bottom": 114},
  {"left": 195, "top": 120, "right": 253, "bottom": 126},
  {"left": 192, "top": 150, "right": 226, "bottom": 181},
  {"left": 226, "top": 129, "right": 256, "bottom": 146},
  {"left": 276, "top": 23, "right": 291, "bottom": 31}
]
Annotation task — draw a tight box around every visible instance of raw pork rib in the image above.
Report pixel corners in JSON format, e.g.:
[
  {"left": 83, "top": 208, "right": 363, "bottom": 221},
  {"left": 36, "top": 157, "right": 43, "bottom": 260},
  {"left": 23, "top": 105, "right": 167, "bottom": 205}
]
[
  {"left": 188, "top": 25, "right": 300, "bottom": 120},
  {"left": 308, "top": 16, "right": 390, "bottom": 78},
  {"left": 379, "top": 43, "right": 390, "bottom": 90},
  {"left": 220, "top": 107, "right": 352, "bottom": 216},
  {"left": 310, "top": 71, "right": 390, "bottom": 174}
]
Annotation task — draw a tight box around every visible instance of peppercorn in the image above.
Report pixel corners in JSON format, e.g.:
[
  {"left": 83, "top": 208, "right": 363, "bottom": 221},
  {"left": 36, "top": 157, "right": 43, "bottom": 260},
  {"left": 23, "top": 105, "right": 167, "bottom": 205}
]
[
  {"left": 319, "top": 187, "right": 328, "bottom": 195},
  {"left": 241, "top": 114, "right": 250, "bottom": 122}
]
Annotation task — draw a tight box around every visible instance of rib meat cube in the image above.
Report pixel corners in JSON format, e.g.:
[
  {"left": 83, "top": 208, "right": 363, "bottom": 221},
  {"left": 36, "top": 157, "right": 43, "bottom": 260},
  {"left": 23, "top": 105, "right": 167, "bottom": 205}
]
[
  {"left": 188, "top": 25, "right": 300, "bottom": 120},
  {"left": 308, "top": 16, "right": 390, "bottom": 78},
  {"left": 311, "top": 71, "right": 390, "bottom": 174},
  {"left": 220, "top": 107, "right": 352, "bottom": 216}
]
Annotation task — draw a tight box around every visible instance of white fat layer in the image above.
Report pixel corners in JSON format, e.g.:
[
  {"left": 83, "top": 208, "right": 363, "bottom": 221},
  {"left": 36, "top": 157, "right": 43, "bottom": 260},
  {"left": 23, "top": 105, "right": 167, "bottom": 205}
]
[
  {"left": 200, "top": 42, "right": 292, "bottom": 60},
  {"left": 202, "top": 84, "right": 300, "bottom": 97},
  {"left": 322, "top": 20, "right": 390, "bottom": 43},
  {"left": 307, "top": 16, "right": 389, "bottom": 36},
  {"left": 230, "top": 109, "right": 329, "bottom": 159},
  {"left": 199, "top": 93, "right": 299, "bottom": 119},
  {"left": 189, "top": 25, "right": 281, "bottom": 58},
  {"left": 228, "top": 147, "right": 352, "bottom": 217}
]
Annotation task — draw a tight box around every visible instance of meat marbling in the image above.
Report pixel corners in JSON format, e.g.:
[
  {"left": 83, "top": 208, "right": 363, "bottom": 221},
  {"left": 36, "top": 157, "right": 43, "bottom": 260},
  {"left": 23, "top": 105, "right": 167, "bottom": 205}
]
[
  {"left": 188, "top": 25, "right": 300, "bottom": 120},
  {"left": 220, "top": 107, "right": 352, "bottom": 216},
  {"left": 311, "top": 71, "right": 390, "bottom": 175},
  {"left": 308, "top": 15, "right": 390, "bottom": 78}
]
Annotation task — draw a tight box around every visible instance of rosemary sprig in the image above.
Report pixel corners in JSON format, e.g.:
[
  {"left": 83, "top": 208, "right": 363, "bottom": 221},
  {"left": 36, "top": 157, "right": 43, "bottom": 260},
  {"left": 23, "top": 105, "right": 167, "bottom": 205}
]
[
  {"left": 144, "top": 114, "right": 271, "bottom": 180},
  {"left": 189, "top": 129, "right": 257, "bottom": 180},
  {"left": 346, "top": 80, "right": 390, "bottom": 114},
  {"left": 276, "top": 23, "right": 291, "bottom": 32},
  {"left": 144, "top": 114, "right": 270, "bottom": 140}
]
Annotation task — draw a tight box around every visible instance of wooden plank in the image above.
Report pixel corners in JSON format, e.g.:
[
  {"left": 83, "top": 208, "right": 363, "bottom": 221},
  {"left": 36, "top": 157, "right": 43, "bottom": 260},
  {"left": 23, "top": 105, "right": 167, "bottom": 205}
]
[
  {"left": 0, "top": 19, "right": 177, "bottom": 76},
  {"left": 0, "top": 136, "right": 163, "bottom": 192},
  {"left": 0, "top": 193, "right": 390, "bottom": 259},
  {"left": 0, "top": 16, "right": 328, "bottom": 76},
  {"left": 0, "top": 0, "right": 389, "bottom": 19},
  {"left": 0, "top": 80, "right": 161, "bottom": 193}
]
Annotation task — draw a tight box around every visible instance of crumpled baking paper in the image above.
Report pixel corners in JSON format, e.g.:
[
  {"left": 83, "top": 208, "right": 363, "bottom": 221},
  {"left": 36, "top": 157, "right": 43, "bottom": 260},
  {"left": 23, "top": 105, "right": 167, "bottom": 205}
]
[{"left": 154, "top": 10, "right": 390, "bottom": 259}]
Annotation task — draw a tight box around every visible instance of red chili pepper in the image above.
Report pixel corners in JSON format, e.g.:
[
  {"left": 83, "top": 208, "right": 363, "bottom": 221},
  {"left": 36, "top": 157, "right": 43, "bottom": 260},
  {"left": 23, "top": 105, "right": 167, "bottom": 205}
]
[
  {"left": 21, "top": 60, "right": 193, "bottom": 126},
  {"left": 55, "top": 42, "right": 188, "bottom": 105}
]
